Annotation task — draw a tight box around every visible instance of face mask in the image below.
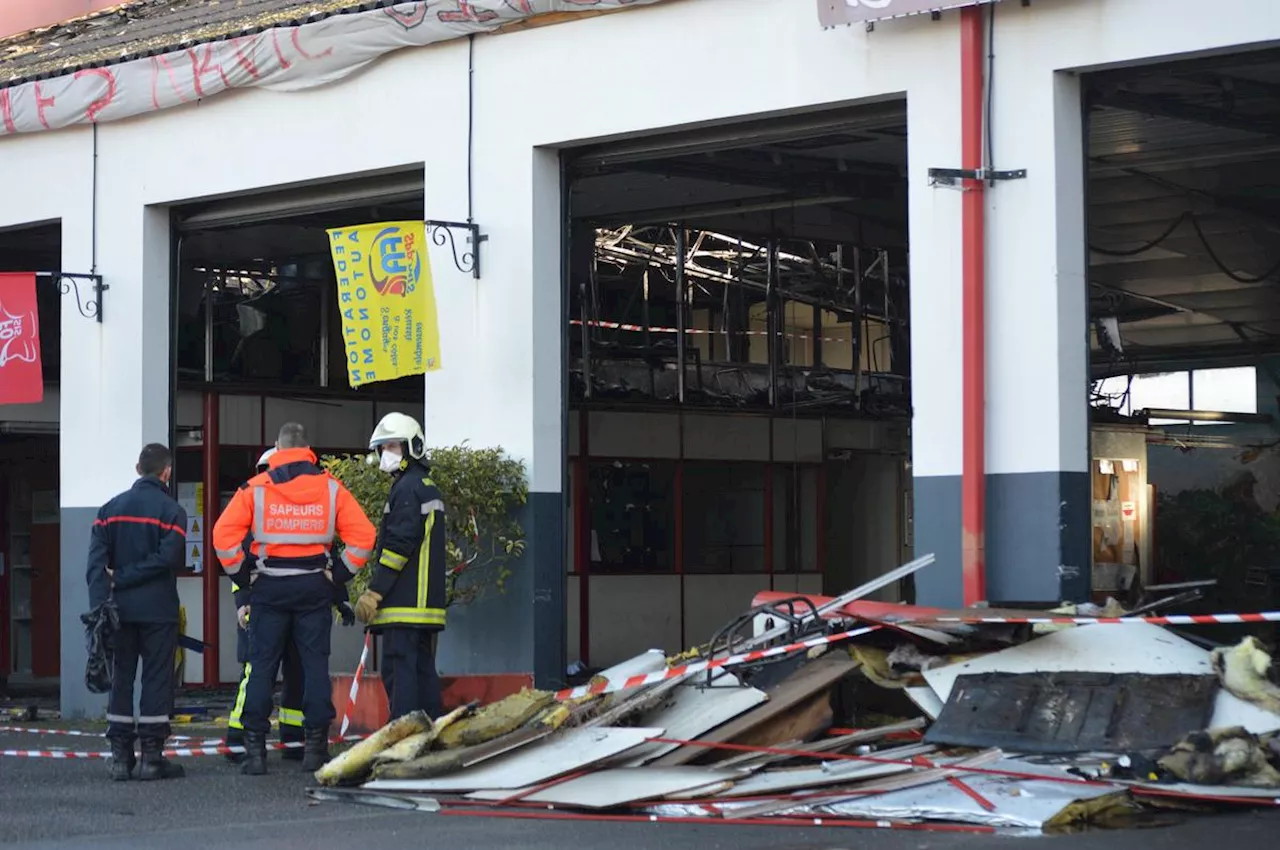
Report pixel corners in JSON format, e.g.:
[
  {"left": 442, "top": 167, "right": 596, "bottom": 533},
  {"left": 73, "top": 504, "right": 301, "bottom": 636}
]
[{"left": 379, "top": 447, "right": 403, "bottom": 473}]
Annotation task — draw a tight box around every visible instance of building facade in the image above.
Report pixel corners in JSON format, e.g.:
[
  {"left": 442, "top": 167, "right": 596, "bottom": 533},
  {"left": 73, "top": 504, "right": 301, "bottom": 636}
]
[{"left": 1, "top": 0, "right": 1278, "bottom": 716}]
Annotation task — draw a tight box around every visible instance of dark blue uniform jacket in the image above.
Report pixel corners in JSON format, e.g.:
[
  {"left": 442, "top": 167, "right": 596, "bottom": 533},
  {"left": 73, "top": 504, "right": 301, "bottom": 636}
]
[{"left": 86, "top": 477, "right": 188, "bottom": 624}]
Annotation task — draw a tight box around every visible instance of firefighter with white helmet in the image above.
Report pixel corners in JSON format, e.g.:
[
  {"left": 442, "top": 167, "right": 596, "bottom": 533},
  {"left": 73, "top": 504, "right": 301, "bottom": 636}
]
[{"left": 355, "top": 412, "right": 446, "bottom": 719}]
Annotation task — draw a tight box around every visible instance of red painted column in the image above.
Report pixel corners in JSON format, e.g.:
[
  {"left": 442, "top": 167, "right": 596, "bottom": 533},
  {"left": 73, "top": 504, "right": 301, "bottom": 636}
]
[
  {"left": 960, "top": 5, "right": 987, "bottom": 606},
  {"left": 202, "top": 391, "right": 221, "bottom": 685}
]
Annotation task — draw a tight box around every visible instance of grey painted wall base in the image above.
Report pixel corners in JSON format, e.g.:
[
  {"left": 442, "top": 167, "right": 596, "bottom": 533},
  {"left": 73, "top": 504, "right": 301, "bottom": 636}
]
[
  {"left": 436, "top": 491, "right": 564, "bottom": 687},
  {"left": 61, "top": 506, "right": 106, "bottom": 720},
  {"left": 913, "top": 471, "right": 1091, "bottom": 607}
]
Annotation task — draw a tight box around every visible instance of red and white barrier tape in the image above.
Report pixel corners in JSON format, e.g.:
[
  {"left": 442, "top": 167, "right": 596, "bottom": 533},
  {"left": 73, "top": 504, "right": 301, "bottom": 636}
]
[
  {"left": 0, "top": 726, "right": 200, "bottom": 741},
  {"left": 340, "top": 633, "right": 371, "bottom": 737},
  {"left": 553, "top": 626, "right": 879, "bottom": 701},
  {"left": 903, "top": 611, "right": 1280, "bottom": 626},
  {"left": 2, "top": 735, "right": 365, "bottom": 760}
]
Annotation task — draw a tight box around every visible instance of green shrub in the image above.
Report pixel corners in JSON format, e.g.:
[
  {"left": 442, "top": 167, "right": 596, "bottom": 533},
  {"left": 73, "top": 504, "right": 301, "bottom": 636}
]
[{"left": 321, "top": 445, "right": 528, "bottom": 607}]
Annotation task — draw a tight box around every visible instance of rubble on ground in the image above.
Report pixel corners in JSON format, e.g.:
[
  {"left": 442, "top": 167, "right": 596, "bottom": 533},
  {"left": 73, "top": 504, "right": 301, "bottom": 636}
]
[{"left": 306, "top": 557, "right": 1280, "bottom": 834}]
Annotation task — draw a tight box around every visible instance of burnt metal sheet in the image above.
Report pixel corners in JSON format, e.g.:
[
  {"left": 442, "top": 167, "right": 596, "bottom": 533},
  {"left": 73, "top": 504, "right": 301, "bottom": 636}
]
[
  {"left": 925, "top": 672, "right": 1217, "bottom": 754},
  {"left": 817, "top": 0, "right": 1083, "bottom": 29},
  {"left": 817, "top": 0, "right": 1001, "bottom": 28}
]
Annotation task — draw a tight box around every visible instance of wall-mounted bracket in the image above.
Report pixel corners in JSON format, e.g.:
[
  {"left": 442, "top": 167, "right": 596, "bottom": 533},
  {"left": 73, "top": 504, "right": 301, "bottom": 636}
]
[
  {"left": 425, "top": 220, "right": 487, "bottom": 280},
  {"left": 927, "top": 167, "right": 1027, "bottom": 187},
  {"left": 35, "top": 271, "right": 107, "bottom": 322}
]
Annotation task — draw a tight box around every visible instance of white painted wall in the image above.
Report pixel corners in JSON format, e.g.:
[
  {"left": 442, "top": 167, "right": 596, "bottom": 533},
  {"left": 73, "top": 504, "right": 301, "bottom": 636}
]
[{"left": 1, "top": 0, "right": 1278, "bottom": 682}]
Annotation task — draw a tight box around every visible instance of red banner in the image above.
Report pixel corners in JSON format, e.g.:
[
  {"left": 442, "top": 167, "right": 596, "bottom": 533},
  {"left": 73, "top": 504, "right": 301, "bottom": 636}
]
[{"left": 0, "top": 272, "right": 43, "bottom": 405}]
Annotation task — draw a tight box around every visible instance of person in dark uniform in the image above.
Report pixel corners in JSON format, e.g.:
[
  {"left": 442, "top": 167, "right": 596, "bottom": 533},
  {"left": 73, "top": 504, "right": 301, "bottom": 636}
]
[
  {"left": 87, "top": 443, "right": 188, "bottom": 782},
  {"left": 225, "top": 448, "right": 305, "bottom": 763},
  {"left": 213, "top": 423, "right": 376, "bottom": 775},
  {"left": 355, "top": 413, "right": 447, "bottom": 721}
]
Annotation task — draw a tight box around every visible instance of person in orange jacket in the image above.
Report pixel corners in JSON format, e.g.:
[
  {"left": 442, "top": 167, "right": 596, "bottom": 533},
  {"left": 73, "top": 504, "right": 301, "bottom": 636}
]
[{"left": 212, "top": 422, "right": 376, "bottom": 775}]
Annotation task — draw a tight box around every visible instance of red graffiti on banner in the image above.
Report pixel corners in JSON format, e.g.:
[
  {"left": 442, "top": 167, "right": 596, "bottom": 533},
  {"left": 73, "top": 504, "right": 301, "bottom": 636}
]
[
  {"left": 0, "top": 273, "right": 43, "bottom": 405},
  {"left": 0, "top": 88, "right": 14, "bottom": 134},
  {"left": 33, "top": 83, "right": 55, "bottom": 130},
  {"left": 291, "top": 28, "right": 334, "bottom": 61},
  {"left": 74, "top": 68, "right": 118, "bottom": 123},
  {"left": 229, "top": 36, "right": 265, "bottom": 80},
  {"left": 437, "top": 2, "right": 500, "bottom": 23},
  {"left": 150, "top": 55, "right": 192, "bottom": 110},
  {"left": 272, "top": 29, "right": 294, "bottom": 71},
  {"left": 187, "top": 45, "right": 232, "bottom": 97}
]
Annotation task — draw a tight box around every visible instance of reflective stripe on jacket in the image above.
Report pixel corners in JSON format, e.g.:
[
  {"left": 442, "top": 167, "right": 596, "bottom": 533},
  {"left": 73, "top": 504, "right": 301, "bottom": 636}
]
[
  {"left": 368, "top": 461, "right": 448, "bottom": 631},
  {"left": 212, "top": 447, "right": 375, "bottom": 578}
]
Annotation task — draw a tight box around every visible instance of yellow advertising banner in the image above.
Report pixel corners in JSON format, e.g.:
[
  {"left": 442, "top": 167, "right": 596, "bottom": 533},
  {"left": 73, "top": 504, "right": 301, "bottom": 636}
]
[{"left": 325, "top": 220, "right": 441, "bottom": 388}]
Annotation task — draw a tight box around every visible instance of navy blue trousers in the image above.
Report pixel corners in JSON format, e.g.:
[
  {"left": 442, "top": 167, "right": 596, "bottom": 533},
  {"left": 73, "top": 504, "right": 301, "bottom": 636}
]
[
  {"left": 380, "top": 628, "right": 443, "bottom": 721},
  {"left": 106, "top": 622, "right": 178, "bottom": 742},
  {"left": 242, "top": 574, "right": 334, "bottom": 733}
]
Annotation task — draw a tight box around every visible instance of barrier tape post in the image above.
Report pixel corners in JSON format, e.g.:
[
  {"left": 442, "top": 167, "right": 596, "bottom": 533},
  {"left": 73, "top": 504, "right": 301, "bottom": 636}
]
[
  {"left": 553, "top": 626, "right": 880, "bottom": 701},
  {"left": 340, "top": 632, "right": 371, "bottom": 737}
]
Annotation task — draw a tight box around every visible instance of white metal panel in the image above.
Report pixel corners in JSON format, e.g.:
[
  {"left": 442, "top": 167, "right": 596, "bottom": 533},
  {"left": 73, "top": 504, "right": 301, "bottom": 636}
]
[
  {"left": 588, "top": 411, "right": 679, "bottom": 458},
  {"left": 220, "top": 394, "right": 262, "bottom": 445},
  {"left": 772, "top": 418, "right": 824, "bottom": 463},
  {"left": 923, "top": 623, "right": 1280, "bottom": 734},
  {"left": 176, "top": 577, "right": 204, "bottom": 685},
  {"left": 717, "top": 744, "right": 935, "bottom": 796},
  {"left": 797, "top": 573, "right": 824, "bottom": 595},
  {"left": 590, "top": 575, "right": 682, "bottom": 666},
  {"left": 621, "top": 674, "right": 767, "bottom": 765},
  {"left": 466, "top": 767, "right": 744, "bottom": 808},
  {"left": 364, "top": 727, "right": 662, "bottom": 792},
  {"left": 683, "top": 414, "right": 769, "bottom": 461},
  {"left": 263, "top": 397, "right": 370, "bottom": 450},
  {"left": 175, "top": 390, "right": 203, "bottom": 428},
  {"left": 218, "top": 578, "right": 238, "bottom": 683},
  {"left": 906, "top": 685, "right": 944, "bottom": 720},
  {"left": 682, "top": 575, "right": 767, "bottom": 649}
]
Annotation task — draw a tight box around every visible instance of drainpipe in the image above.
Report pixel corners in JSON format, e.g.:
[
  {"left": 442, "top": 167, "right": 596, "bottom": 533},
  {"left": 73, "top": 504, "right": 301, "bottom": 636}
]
[{"left": 959, "top": 5, "right": 987, "bottom": 606}]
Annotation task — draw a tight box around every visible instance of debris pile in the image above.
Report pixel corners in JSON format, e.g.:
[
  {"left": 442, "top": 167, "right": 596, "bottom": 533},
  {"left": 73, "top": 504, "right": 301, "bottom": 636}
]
[{"left": 306, "top": 555, "right": 1280, "bottom": 834}]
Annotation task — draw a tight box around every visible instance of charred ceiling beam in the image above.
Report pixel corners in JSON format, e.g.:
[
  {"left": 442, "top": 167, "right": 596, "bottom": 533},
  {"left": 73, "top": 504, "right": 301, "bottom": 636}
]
[
  {"left": 616, "top": 156, "right": 899, "bottom": 201},
  {"left": 1086, "top": 48, "right": 1280, "bottom": 90},
  {"left": 1181, "top": 72, "right": 1280, "bottom": 104},
  {"left": 1097, "top": 89, "right": 1280, "bottom": 138}
]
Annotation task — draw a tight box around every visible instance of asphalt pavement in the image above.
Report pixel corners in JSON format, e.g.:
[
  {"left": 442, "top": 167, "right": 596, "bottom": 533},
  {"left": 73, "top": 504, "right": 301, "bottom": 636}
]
[{"left": 3, "top": 726, "right": 1280, "bottom": 849}]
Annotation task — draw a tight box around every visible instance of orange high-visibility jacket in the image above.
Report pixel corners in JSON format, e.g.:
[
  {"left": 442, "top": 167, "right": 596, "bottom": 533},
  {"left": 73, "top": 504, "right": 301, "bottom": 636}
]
[{"left": 212, "top": 447, "right": 376, "bottom": 579}]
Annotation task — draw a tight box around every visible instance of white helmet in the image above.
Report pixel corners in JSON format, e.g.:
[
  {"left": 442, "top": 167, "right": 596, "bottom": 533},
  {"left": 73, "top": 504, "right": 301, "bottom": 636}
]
[
  {"left": 256, "top": 447, "right": 277, "bottom": 471},
  {"left": 370, "top": 412, "right": 426, "bottom": 460}
]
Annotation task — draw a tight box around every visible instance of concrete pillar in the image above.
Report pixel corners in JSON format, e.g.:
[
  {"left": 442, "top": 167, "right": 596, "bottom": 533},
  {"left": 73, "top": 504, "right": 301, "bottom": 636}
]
[
  {"left": 906, "top": 49, "right": 966, "bottom": 607},
  {"left": 910, "top": 47, "right": 1089, "bottom": 606},
  {"left": 59, "top": 184, "right": 172, "bottom": 718},
  {"left": 984, "top": 69, "right": 1090, "bottom": 604},
  {"left": 423, "top": 41, "right": 565, "bottom": 687}
]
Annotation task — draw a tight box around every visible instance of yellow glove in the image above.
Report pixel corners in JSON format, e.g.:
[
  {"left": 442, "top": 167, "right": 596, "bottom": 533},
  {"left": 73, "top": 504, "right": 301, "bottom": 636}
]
[{"left": 355, "top": 591, "right": 382, "bottom": 625}]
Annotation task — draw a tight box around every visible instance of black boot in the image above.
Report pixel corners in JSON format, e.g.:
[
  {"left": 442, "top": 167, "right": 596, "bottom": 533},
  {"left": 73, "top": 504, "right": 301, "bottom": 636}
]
[
  {"left": 224, "top": 729, "right": 246, "bottom": 764},
  {"left": 280, "top": 730, "right": 304, "bottom": 762},
  {"left": 301, "top": 726, "right": 329, "bottom": 771},
  {"left": 241, "top": 730, "right": 267, "bottom": 776},
  {"left": 109, "top": 738, "right": 136, "bottom": 782},
  {"left": 138, "top": 738, "right": 184, "bottom": 780}
]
